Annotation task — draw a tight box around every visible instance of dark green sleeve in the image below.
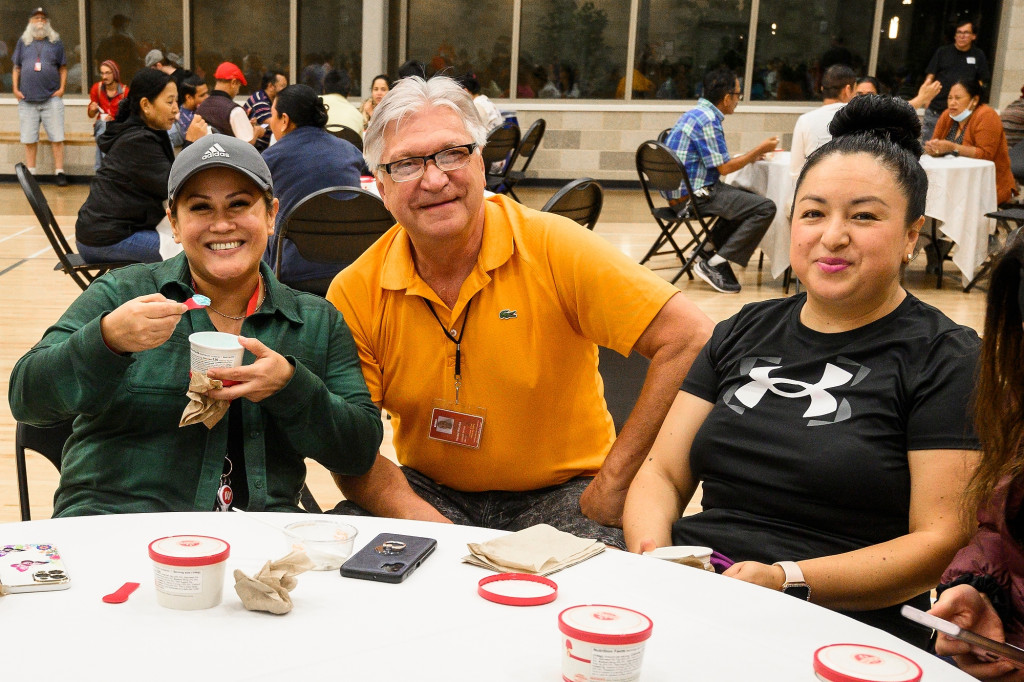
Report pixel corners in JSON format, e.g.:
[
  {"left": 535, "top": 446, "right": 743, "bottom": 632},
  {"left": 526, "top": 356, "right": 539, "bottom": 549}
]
[
  {"left": 9, "top": 274, "right": 135, "bottom": 425},
  {"left": 258, "top": 309, "right": 383, "bottom": 476}
]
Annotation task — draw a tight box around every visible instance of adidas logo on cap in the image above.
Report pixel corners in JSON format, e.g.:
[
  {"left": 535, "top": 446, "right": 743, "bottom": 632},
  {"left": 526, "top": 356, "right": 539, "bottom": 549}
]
[{"left": 201, "top": 143, "right": 230, "bottom": 160}]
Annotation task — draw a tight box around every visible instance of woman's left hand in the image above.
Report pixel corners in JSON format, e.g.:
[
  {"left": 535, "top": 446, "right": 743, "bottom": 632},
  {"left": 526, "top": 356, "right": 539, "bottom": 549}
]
[
  {"left": 724, "top": 561, "right": 786, "bottom": 591},
  {"left": 925, "top": 139, "right": 955, "bottom": 156},
  {"left": 205, "top": 336, "right": 295, "bottom": 403}
]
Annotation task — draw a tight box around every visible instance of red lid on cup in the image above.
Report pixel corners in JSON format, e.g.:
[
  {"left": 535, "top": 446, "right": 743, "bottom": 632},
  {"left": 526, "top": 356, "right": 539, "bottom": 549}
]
[
  {"left": 558, "top": 605, "right": 653, "bottom": 646},
  {"left": 148, "top": 535, "right": 230, "bottom": 567},
  {"left": 813, "top": 644, "right": 922, "bottom": 682},
  {"left": 478, "top": 573, "right": 557, "bottom": 606}
]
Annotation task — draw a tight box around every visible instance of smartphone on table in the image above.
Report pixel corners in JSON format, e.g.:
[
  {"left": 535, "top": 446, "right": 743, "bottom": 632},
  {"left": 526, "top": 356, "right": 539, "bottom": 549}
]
[
  {"left": 901, "top": 605, "right": 1024, "bottom": 667},
  {"left": 0, "top": 544, "right": 71, "bottom": 594},
  {"left": 340, "top": 533, "right": 436, "bottom": 584}
]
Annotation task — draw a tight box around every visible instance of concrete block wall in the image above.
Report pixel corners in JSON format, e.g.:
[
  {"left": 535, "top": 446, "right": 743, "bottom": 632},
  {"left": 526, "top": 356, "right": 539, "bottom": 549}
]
[
  {"left": 0, "top": 100, "right": 97, "bottom": 175},
  {"left": 509, "top": 104, "right": 808, "bottom": 183}
]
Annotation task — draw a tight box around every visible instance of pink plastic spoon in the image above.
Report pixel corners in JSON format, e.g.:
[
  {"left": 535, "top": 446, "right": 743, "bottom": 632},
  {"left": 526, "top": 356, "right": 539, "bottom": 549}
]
[
  {"left": 184, "top": 294, "right": 211, "bottom": 311},
  {"left": 102, "top": 581, "right": 140, "bottom": 604}
]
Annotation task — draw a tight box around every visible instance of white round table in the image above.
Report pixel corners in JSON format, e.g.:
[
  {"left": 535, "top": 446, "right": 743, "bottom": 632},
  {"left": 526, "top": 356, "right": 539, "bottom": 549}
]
[{"left": 0, "top": 512, "right": 972, "bottom": 681}]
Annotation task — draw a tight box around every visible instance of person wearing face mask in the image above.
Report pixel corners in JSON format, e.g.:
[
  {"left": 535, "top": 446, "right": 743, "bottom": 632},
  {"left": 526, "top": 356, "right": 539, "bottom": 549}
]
[{"left": 926, "top": 79, "right": 1016, "bottom": 205}]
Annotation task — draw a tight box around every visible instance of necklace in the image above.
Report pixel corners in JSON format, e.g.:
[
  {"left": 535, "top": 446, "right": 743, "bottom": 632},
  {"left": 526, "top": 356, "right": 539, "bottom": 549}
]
[{"left": 204, "top": 275, "right": 266, "bottom": 320}]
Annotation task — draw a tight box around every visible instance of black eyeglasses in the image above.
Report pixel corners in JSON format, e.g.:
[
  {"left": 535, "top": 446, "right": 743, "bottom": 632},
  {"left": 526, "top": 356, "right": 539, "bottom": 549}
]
[
  {"left": 379, "top": 143, "right": 478, "bottom": 182},
  {"left": 731, "top": 90, "right": 744, "bottom": 100}
]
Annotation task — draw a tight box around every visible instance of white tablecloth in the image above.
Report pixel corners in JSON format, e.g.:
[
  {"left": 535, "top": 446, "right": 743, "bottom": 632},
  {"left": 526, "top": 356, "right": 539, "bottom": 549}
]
[
  {"left": 727, "top": 151, "right": 998, "bottom": 281},
  {"left": 918, "top": 155, "right": 998, "bottom": 281},
  {"left": 726, "top": 151, "right": 794, "bottom": 279},
  {"left": 0, "top": 512, "right": 971, "bottom": 681}
]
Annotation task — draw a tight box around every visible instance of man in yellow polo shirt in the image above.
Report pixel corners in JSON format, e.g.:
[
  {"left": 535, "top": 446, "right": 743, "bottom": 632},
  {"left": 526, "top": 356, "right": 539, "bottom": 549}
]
[{"left": 326, "top": 76, "right": 713, "bottom": 546}]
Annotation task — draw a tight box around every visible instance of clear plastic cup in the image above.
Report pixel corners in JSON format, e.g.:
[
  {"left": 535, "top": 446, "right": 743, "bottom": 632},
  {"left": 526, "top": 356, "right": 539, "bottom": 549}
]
[{"left": 285, "top": 520, "right": 357, "bottom": 570}]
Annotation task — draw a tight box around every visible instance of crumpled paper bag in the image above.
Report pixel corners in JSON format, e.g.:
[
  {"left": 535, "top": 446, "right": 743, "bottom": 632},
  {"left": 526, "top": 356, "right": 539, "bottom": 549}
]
[
  {"left": 233, "top": 550, "right": 315, "bottom": 615},
  {"left": 179, "top": 371, "right": 230, "bottom": 429},
  {"left": 463, "top": 523, "right": 605, "bottom": 576}
]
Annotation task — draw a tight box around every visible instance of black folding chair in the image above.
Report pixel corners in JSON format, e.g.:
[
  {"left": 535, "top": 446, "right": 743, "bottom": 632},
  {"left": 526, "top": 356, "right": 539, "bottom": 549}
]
[
  {"left": 504, "top": 118, "right": 546, "bottom": 201},
  {"left": 657, "top": 128, "right": 672, "bottom": 144},
  {"left": 15, "top": 163, "right": 136, "bottom": 291},
  {"left": 326, "top": 124, "right": 364, "bottom": 152},
  {"left": 16, "top": 419, "right": 323, "bottom": 518},
  {"left": 598, "top": 347, "right": 649, "bottom": 434},
  {"left": 541, "top": 178, "right": 604, "bottom": 231},
  {"left": 482, "top": 122, "right": 521, "bottom": 194},
  {"left": 16, "top": 420, "right": 72, "bottom": 521},
  {"left": 964, "top": 207, "right": 1024, "bottom": 292},
  {"left": 635, "top": 141, "right": 718, "bottom": 283},
  {"left": 272, "top": 186, "right": 394, "bottom": 296}
]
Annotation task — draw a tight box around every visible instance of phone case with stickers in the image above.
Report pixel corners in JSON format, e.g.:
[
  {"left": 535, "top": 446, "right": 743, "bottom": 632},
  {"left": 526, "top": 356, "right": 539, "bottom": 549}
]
[
  {"left": 0, "top": 543, "right": 70, "bottom": 594},
  {"left": 340, "top": 533, "right": 436, "bottom": 584}
]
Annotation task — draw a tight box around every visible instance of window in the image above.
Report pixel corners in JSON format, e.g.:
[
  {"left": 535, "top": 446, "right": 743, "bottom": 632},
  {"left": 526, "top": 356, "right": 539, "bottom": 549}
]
[
  {"left": 2, "top": 1, "right": 81, "bottom": 94},
  {"left": 634, "top": 0, "right": 750, "bottom": 100},
  {"left": 191, "top": 0, "right": 288, "bottom": 96},
  {"left": 752, "top": 0, "right": 874, "bottom": 100},
  {"left": 88, "top": 1, "right": 183, "bottom": 90},
  {"left": 405, "top": 0, "right": 512, "bottom": 97},
  {"left": 298, "top": 0, "right": 362, "bottom": 96},
  {"left": 519, "top": 0, "right": 631, "bottom": 99},
  {"left": 876, "top": 0, "right": 1001, "bottom": 101}
]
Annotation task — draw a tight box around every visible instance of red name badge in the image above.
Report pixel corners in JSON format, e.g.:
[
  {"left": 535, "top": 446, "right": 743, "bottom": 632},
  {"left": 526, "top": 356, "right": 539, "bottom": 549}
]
[
  {"left": 34, "top": 60, "right": 42, "bottom": 72},
  {"left": 428, "top": 407, "right": 484, "bottom": 449}
]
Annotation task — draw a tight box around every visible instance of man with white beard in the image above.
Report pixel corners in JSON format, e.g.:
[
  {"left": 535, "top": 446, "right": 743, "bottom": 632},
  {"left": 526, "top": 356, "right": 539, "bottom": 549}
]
[{"left": 12, "top": 7, "right": 68, "bottom": 185}]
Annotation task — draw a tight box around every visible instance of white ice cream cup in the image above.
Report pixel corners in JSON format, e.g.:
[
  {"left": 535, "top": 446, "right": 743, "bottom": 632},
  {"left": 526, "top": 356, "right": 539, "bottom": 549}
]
[
  {"left": 559, "top": 604, "right": 653, "bottom": 682},
  {"left": 148, "top": 535, "right": 230, "bottom": 610},
  {"left": 813, "top": 644, "right": 922, "bottom": 682},
  {"left": 285, "top": 520, "right": 357, "bottom": 570},
  {"left": 188, "top": 331, "right": 244, "bottom": 373}
]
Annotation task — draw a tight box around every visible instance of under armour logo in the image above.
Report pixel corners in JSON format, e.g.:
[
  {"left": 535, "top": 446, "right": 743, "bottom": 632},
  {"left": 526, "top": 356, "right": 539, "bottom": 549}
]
[
  {"left": 201, "top": 143, "right": 229, "bottom": 160},
  {"left": 723, "top": 356, "right": 870, "bottom": 426}
]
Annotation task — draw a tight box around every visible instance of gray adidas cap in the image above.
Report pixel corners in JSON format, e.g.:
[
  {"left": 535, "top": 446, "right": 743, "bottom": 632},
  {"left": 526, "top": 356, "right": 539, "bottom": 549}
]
[{"left": 168, "top": 134, "right": 273, "bottom": 202}]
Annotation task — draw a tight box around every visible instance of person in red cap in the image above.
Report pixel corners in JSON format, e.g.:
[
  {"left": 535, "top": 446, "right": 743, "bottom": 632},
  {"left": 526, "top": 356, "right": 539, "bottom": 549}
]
[
  {"left": 87, "top": 59, "right": 127, "bottom": 169},
  {"left": 194, "top": 61, "right": 261, "bottom": 144}
]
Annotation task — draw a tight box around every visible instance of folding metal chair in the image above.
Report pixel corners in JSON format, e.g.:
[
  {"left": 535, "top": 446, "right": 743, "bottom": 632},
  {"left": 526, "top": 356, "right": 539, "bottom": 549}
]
[
  {"left": 541, "top": 178, "right": 603, "bottom": 231},
  {"left": 964, "top": 206, "right": 1024, "bottom": 292},
  {"left": 326, "top": 124, "right": 364, "bottom": 152},
  {"left": 15, "top": 163, "right": 136, "bottom": 290},
  {"left": 482, "top": 122, "right": 521, "bottom": 194},
  {"left": 504, "top": 118, "right": 546, "bottom": 201},
  {"left": 272, "top": 186, "right": 394, "bottom": 296},
  {"left": 16, "top": 419, "right": 323, "bottom": 518},
  {"left": 635, "top": 141, "right": 718, "bottom": 283}
]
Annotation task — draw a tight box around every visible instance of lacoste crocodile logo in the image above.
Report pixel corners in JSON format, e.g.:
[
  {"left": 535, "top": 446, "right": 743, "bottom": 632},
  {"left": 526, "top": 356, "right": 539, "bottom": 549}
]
[{"left": 499, "top": 309, "right": 517, "bottom": 320}]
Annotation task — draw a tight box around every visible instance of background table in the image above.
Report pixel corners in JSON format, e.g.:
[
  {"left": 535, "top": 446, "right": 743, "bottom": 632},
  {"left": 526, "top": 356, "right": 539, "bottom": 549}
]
[
  {"left": 918, "top": 155, "right": 998, "bottom": 283},
  {"left": 727, "top": 151, "right": 998, "bottom": 282},
  {"left": 726, "top": 151, "right": 794, "bottom": 280},
  {"left": 0, "top": 512, "right": 971, "bottom": 680}
]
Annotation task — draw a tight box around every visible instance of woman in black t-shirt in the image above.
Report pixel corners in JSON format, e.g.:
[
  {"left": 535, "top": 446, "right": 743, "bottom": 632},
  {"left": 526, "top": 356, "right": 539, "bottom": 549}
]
[{"left": 623, "top": 95, "right": 981, "bottom": 647}]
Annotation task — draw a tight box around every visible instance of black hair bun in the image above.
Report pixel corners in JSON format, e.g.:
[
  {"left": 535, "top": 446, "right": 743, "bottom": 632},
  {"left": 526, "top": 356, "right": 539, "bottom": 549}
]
[{"left": 828, "top": 94, "right": 923, "bottom": 158}]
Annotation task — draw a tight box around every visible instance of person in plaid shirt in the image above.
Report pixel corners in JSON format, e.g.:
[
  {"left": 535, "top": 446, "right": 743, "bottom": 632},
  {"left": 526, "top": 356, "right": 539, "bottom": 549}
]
[{"left": 663, "top": 68, "right": 778, "bottom": 293}]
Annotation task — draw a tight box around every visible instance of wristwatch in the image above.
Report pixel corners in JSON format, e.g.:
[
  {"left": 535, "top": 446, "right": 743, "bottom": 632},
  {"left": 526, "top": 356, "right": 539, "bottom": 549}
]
[{"left": 773, "top": 561, "right": 811, "bottom": 601}]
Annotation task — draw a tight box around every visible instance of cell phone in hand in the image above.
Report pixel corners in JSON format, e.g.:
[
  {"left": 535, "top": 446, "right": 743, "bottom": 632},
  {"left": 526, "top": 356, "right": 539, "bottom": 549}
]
[
  {"left": 901, "top": 605, "right": 1024, "bottom": 667},
  {"left": 340, "top": 533, "right": 436, "bottom": 584},
  {"left": 0, "top": 544, "right": 70, "bottom": 594}
]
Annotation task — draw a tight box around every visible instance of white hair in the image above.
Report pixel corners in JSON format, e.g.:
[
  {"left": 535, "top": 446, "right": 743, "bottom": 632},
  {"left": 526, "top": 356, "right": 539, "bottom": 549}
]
[
  {"left": 363, "top": 75, "right": 489, "bottom": 174},
  {"left": 21, "top": 19, "right": 59, "bottom": 46}
]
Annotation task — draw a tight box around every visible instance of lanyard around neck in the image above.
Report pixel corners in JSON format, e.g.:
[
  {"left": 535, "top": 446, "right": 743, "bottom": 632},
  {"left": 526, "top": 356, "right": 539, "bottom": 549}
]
[{"left": 424, "top": 298, "right": 472, "bottom": 403}]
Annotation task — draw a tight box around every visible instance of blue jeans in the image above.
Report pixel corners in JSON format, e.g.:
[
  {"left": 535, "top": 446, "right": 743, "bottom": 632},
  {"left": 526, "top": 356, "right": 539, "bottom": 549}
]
[{"left": 77, "top": 230, "right": 161, "bottom": 264}]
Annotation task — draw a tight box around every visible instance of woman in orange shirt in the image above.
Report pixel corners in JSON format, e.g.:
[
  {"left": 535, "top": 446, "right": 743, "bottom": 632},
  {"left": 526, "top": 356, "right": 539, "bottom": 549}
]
[{"left": 926, "top": 79, "right": 1017, "bottom": 205}]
